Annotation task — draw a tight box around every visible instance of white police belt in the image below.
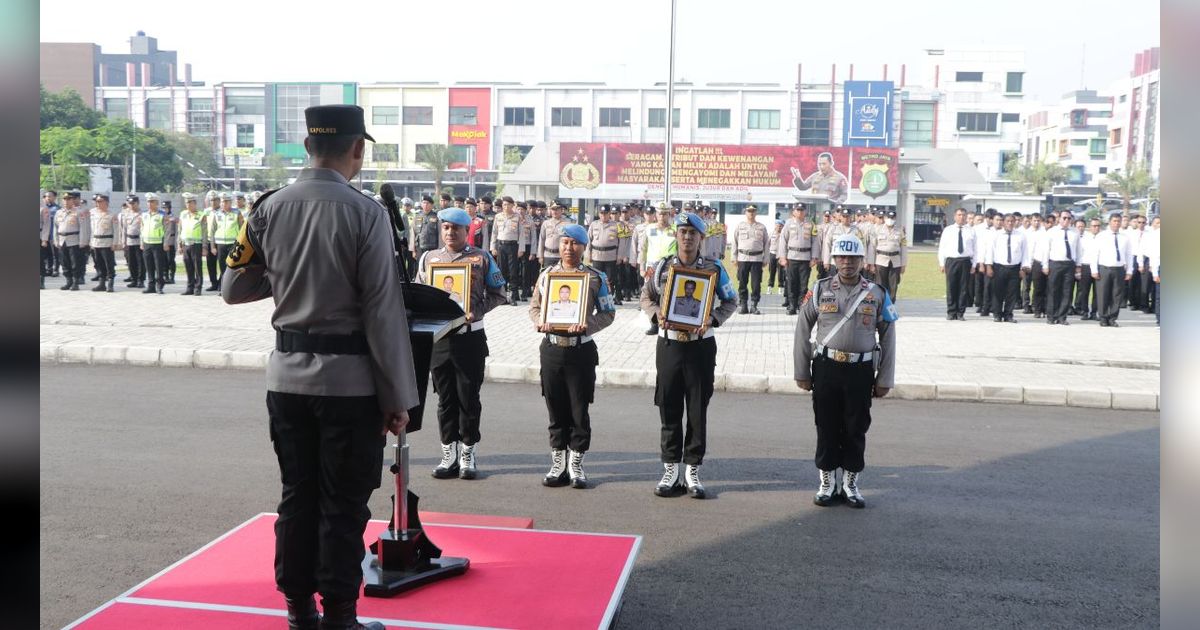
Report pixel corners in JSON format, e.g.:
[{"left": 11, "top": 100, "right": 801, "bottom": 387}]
[
  {"left": 456, "top": 321, "right": 486, "bottom": 334},
  {"left": 545, "top": 333, "right": 593, "bottom": 347},
  {"left": 659, "top": 328, "right": 715, "bottom": 342},
  {"left": 815, "top": 344, "right": 872, "bottom": 363}
]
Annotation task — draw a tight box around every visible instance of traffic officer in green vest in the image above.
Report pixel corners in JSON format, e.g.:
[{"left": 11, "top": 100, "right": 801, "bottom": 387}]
[
  {"left": 140, "top": 193, "right": 169, "bottom": 294},
  {"left": 638, "top": 202, "right": 678, "bottom": 335},
  {"left": 417, "top": 208, "right": 509, "bottom": 481},
  {"left": 209, "top": 192, "right": 245, "bottom": 290},
  {"left": 777, "top": 203, "right": 817, "bottom": 315},
  {"left": 794, "top": 233, "right": 898, "bottom": 509},
  {"left": 867, "top": 209, "right": 908, "bottom": 300},
  {"left": 177, "top": 192, "right": 209, "bottom": 296},
  {"left": 203, "top": 190, "right": 222, "bottom": 291}
]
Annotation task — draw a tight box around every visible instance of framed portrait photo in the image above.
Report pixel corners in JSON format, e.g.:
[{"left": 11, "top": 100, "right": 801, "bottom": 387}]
[
  {"left": 540, "top": 271, "right": 590, "bottom": 331},
  {"left": 661, "top": 266, "right": 717, "bottom": 332},
  {"left": 427, "top": 262, "right": 472, "bottom": 314}
]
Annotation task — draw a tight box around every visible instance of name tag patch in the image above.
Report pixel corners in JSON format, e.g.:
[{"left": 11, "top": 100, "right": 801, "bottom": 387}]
[{"left": 818, "top": 296, "right": 838, "bottom": 314}]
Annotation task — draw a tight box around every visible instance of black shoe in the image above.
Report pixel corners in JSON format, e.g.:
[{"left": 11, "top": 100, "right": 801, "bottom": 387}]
[
  {"left": 1023, "top": 307, "right": 1033, "bottom": 314},
  {"left": 143, "top": 285, "right": 156, "bottom": 294},
  {"left": 137, "top": 281, "right": 146, "bottom": 288},
  {"left": 645, "top": 322, "right": 659, "bottom": 336},
  {"left": 993, "top": 316, "right": 1002, "bottom": 322},
  {"left": 787, "top": 307, "right": 797, "bottom": 316},
  {"left": 1059, "top": 319, "right": 1070, "bottom": 326},
  {"left": 737, "top": 302, "right": 748, "bottom": 315},
  {"left": 92, "top": 279, "right": 106, "bottom": 292},
  {"left": 106, "top": 279, "right": 115, "bottom": 292},
  {"left": 318, "top": 597, "right": 383, "bottom": 630},
  {"left": 613, "top": 298, "right": 623, "bottom": 306},
  {"left": 750, "top": 301, "right": 761, "bottom": 315},
  {"left": 157, "top": 284, "right": 164, "bottom": 294},
  {"left": 285, "top": 594, "right": 320, "bottom": 630},
  {"left": 207, "top": 284, "right": 219, "bottom": 291},
  {"left": 90, "top": 274, "right": 101, "bottom": 281},
  {"left": 947, "top": 314, "right": 956, "bottom": 320},
  {"left": 980, "top": 311, "right": 991, "bottom": 317},
  {"left": 1006, "top": 315, "right": 1017, "bottom": 323},
  {"left": 1109, "top": 321, "right": 1119, "bottom": 328}
]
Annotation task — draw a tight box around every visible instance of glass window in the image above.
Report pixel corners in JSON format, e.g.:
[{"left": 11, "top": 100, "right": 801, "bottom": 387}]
[
  {"left": 274, "top": 85, "right": 321, "bottom": 145},
  {"left": 372, "top": 106, "right": 399, "bottom": 125},
  {"left": 146, "top": 99, "right": 171, "bottom": 130},
  {"left": 747, "top": 109, "right": 781, "bottom": 130},
  {"left": 1067, "top": 165, "right": 1087, "bottom": 185},
  {"left": 450, "top": 144, "right": 472, "bottom": 163},
  {"left": 449, "top": 106, "right": 477, "bottom": 126},
  {"left": 1005, "top": 72, "right": 1024, "bottom": 93},
  {"left": 224, "top": 95, "right": 264, "bottom": 115},
  {"left": 1001, "top": 112, "right": 1020, "bottom": 123},
  {"left": 1089, "top": 138, "right": 1107, "bottom": 155},
  {"left": 402, "top": 106, "right": 433, "bottom": 125},
  {"left": 1110, "top": 128, "right": 1122, "bottom": 145},
  {"left": 955, "top": 71, "right": 984, "bottom": 82},
  {"left": 999, "top": 150, "right": 1019, "bottom": 174},
  {"left": 551, "top": 107, "right": 582, "bottom": 127},
  {"left": 187, "top": 98, "right": 214, "bottom": 135},
  {"left": 799, "top": 102, "right": 832, "bottom": 145},
  {"left": 1070, "top": 139, "right": 1088, "bottom": 146},
  {"left": 503, "top": 107, "right": 534, "bottom": 126},
  {"left": 598, "top": 107, "right": 631, "bottom": 127},
  {"left": 1069, "top": 109, "right": 1088, "bottom": 127},
  {"left": 373, "top": 143, "right": 398, "bottom": 162},
  {"left": 103, "top": 98, "right": 128, "bottom": 120},
  {"left": 697, "top": 108, "right": 731, "bottom": 129},
  {"left": 901, "top": 101, "right": 934, "bottom": 147},
  {"left": 236, "top": 123, "right": 255, "bottom": 148},
  {"left": 647, "top": 108, "right": 680, "bottom": 128},
  {"left": 956, "top": 112, "right": 998, "bottom": 133}
]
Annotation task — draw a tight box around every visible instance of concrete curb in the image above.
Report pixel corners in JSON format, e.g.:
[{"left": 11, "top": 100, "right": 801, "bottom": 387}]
[{"left": 41, "top": 343, "right": 1160, "bottom": 411}]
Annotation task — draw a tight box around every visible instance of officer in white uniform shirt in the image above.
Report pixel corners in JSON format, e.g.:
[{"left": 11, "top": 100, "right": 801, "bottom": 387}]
[
  {"left": 984, "top": 213, "right": 1031, "bottom": 323},
  {"left": 1074, "top": 217, "right": 1102, "bottom": 320},
  {"left": 1042, "top": 210, "right": 1082, "bottom": 325},
  {"left": 937, "top": 208, "right": 976, "bottom": 320},
  {"left": 1088, "top": 213, "right": 1134, "bottom": 327}
]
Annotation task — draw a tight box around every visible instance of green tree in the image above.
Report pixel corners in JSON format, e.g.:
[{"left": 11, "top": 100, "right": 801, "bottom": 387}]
[
  {"left": 94, "top": 119, "right": 144, "bottom": 191},
  {"left": 494, "top": 146, "right": 526, "bottom": 195},
  {"left": 39, "top": 126, "right": 98, "bottom": 189},
  {"left": 133, "top": 130, "right": 185, "bottom": 192},
  {"left": 257, "top": 153, "right": 290, "bottom": 189},
  {"left": 1101, "top": 161, "right": 1155, "bottom": 212},
  {"left": 416, "top": 144, "right": 454, "bottom": 199},
  {"left": 1004, "top": 157, "right": 1069, "bottom": 195},
  {"left": 41, "top": 85, "right": 104, "bottom": 130},
  {"left": 162, "top": 131, "right": 219, "bottom": 191}
]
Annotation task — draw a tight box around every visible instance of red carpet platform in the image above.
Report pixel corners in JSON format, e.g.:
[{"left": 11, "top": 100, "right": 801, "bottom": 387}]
[{"left": 67, "top": 512, "right": 641, "bottom": 630}]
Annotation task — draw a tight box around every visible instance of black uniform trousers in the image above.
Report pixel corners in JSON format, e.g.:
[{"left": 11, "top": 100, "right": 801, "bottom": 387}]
[
  {"left": 1097, "top": 266, "right": 1127, "bottom": 323},
  {"left": 40, "top": 242, "right": 54, "bottom": 277},
  {"left": 93, "top": 247, "right": 115, "bottom": 280},
  {"left": 541, "top": 257, "right": 561, "bottom": 271},
  {"left": 143, "top": 243, "right": 166, "bottom": 288},
  {"left": 51, "top": 243, "right": 62, "bottom": 273},
  {"left": 539, "top": 339, "right": 598, "bottom": 453},
  {"left": 266, "top": 391, "right": 384, "bottom": 600},
  {"left": 592, "top": 260, "right": 618, "bottom": 301},
  {"left": 215, "top": 243, "right": 234, "bottom": 285},
  {"left": 810, "top": 356, "right": 874, "bottom": 473},
  {"left": 431, "top": 330, "right": 488, "bottom": 446},
  {"left": 1126, "top": 258, "right": 1143, "bottom": 309},
  {"left": 974, "top": 263, "right": 991, "bottom": 312},
  {"left": 1020, "top": 264, "right": 1033, "bottom": 308},
  {"left": 59, "top": 244, "right": 82, "bottom": 281},
  {"left": 205, "top": 246, "right": 220, "bottom": 287},
  {"left": 165, "top": 244, "right": 177, "bottom": 280},
  {"left": 1140, "top": 257, "right": 1155, "bottom": 313},
  {"left": 495, "top": 241, "right": 520, "bottom": 298},
  {"left": 736, "top": 261, "right": 763, "bottom": 303},
  {"left": 875, "top": 261, "right": 901, "bottom": 301},
  {"left": 1074, "top": 268, "right": 1098, "bottom": 316},
  {"left": 522, "top": 245, "right": 539, "bottom": 296},
  {"left": 621, "top": 263, "right": 638, "bottom": 300},
  {"left": 654, "top": 336, "right": 716, "bottom": 466},
  {"left": 784, "top": 260, "right": 812, "bottom": 309},
  {"left": 944, "top": 256, "right": 973, "bottom": 316},
  {"left": 991, "top": 264, "right": 1021, "bottom": 319},
  {"left": 182, "top": 243, "right": 204, "bottom": 290},
  {"left": 1028, "top": 261, "right": 1047, "bottom": 314},
  {"left": 766, "top": 254, "right": 781, "bottom": 288},
  {"left": 1047, "top": 261, "right": 1076, "bottom": 321},
  {"left": 124, "top": 244, "right": 143, "bottom": 282}
]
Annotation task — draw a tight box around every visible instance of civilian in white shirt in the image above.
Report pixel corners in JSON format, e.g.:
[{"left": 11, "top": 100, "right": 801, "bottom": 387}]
[
  {"left": 1025, "top": 214, "right": 1052, "bottom": 317},
  {"left": 1127, "top": 214, "right": 1149, "bottom": 310},
  {"left": 1142, "top": 215, "right": 1160, "bottom": 323},
  {"left": 937, "top": 207, "right": 977, "bottom": 320},
  {"left": 1088, "top": 213, "right": 1134, "bottom": 327},
  {"left": 1042, "top": 210, "right": 1083, "bottom": 325},
  {"left": 984, "top": 213, "right": 1031, "bottom": 323},
  {"left": 1074, "top": 218, "right": 1101, "bottom": 320},
  {"left": 974, "top": 211, "right": 1001, "bottom": 316}
]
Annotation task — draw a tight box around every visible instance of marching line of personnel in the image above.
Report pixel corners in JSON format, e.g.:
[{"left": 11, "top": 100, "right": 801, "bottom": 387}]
[
  {"left": 39, "top": 188, "right": 263, "bottom": 295},
  {"left": 937, "top": 207, "right": 1161, "bottom": 327}
]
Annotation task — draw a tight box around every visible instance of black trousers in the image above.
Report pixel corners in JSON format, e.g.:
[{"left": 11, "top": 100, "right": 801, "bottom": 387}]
[
  {"left": 94, "top": 247, "right": 115, "bottom": 280},
  {"left": 125, "top": 244, "right": 143, "bottom": 281},
  {"left": 944, "top": 256, "right": 972, "bottom": 316},
  {"left": 784, "top": 260, "right": 812, "bottom": 309},
  {"left": 430, "top": 330, "right": 488, "bottom": 446},
  {"left": 541, "top": 257, "right": 561, "bottom": 271},
  {"left": 165, "top": 245, "right": 177, "bottom": 278},
  {"left": 539, "top": 339, "right": 598, "bottom": 453},
  {"left": 593, "top": 260, "right": 618, "bottom": 301},
  {"left": 991, "top": 264, "right": 1021, "bottom": 318},
  {"left": 60, "top": 244, "right": 82, "bottom": 281},
  {"left": 736, "top": 261, "right": 763, "bottom": 302},
  {"left": 206, "top": 246, "right": 220, "bottom": 286},
  {"left": 1020, "top": 264, "right": 1033, "bottom": 308},
  {"left": 654, "top": 336, "right": 716, "bottom": 466},
  {"left": 621, "top": 263, "right": 638, "bottom": 299},
  {"left": 266, "top": 391, "right": 384, "bottom": 599},
  {"left": 51, "top": 243, "right": 62, "bottom": 271},
  {"left": 1074, "top": 268, "right": 1098, "bottom": 316},
  {"left": 40, "top": 243, "right": 54, "bottom": 276},
  {"left": 766, "top": 254, "right": 781, "bottom": 288},
  {"left": 1127, "top": 258, "right": 1143, "bottom": 308},
  {"left": 1098, "top": 266, "right": 1126, "bottom": 322},
  {"left": 1047, "top": 261, "right": 1075, "bottom": 321},
  {"left": 974, "top": 264, "right": 990, "bottom": 311},
  {"left": 1140, "top": 258, "right": 1154, "bottom": 312},
  {"left": 522, "top": 246, "right": 538, "bottom": 294},
  {"left": 1029, "top": 261, "right": 1047, "bottom": 314},
  {"left": 496, "top": 241, "right": 520, "bottom": 296},
  {"left": 143, "top": 243, "right": 166, "bottom": 288},
  {"left": 182, "top": 244, "right": 203, "bottom": 289},
  {"left": 215, "top": 244, "right": 233, "bottom": 284},
  {"left": 876, "top": 261, "right": 901, "bottom": 300},
  {"left": 811, "top": 356, "right": 874, "bottom": 473}
]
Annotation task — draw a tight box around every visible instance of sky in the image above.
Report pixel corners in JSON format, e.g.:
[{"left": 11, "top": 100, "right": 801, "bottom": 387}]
[{"left": 39, "top": 0, "right": 1159, "bottom": 104}]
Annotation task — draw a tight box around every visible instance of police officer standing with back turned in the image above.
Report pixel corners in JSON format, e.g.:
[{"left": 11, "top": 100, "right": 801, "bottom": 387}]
[
  {"left": 794, "top": 233, "right": 897, "bottom": 509},
  {"left": 222, "top": 104, "right": 416, "bottom": 630},
  {"left": 641, "top": 211, "right": 738, "bottom": 500},
  {"left": 417, "top": 207, "right": 508, "bottom": 482}
]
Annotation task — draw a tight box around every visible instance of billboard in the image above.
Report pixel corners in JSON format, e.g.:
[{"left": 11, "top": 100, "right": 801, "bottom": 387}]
[
  {"left": 558, "top": 143, "right": 898, "bottom": 203},
  {"left": 843, "top": 81, "right": 895, "bottom": 147},
  {"left": 222, "top": 146, "right": 264, "bottom": 167}
]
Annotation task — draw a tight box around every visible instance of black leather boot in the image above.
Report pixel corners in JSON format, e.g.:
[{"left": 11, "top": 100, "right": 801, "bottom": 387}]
[
  {"left": 92, "top": 278, "right": 106, "bottom": 292},
  {"left": 285, "top": 594, "right": 320, "bottom": 630},
  {"left": 319, "top": 598, "right": 383, "bottom": 630},
  {"left": 106, "top": 276, "right": 115, "bottom": 292}
]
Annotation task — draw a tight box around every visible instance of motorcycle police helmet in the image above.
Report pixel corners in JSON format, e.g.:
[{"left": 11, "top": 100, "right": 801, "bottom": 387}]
[{"left": 831, "top": 233, "right": 866, "bottom": 257}]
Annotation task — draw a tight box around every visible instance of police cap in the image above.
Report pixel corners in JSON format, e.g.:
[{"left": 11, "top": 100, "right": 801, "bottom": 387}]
[
  {"left": 441, "top": 193, "right": 453, "bottom": 202},
  {"left": 886, "top": 210, "right": 897, "bottom": 218},
  {"left": 744, "top": 204, "right": 759, "bottom": 213},
  {"left": 304, "top": 104, "right": 375, "bottom": 142},
  {"left": 465, "top": 197, "right": 477, "bottom": 206},
  {"left": 181, "top": 192, "right": 196, "bottom": 201},
  {"left": 92, "top": 193, "right": 109, "bottom": 201},
  {"left": 145, "top": 192, "right": 159, "bottom": 201},
  {"left": 125, "top": 194, "right": 139, "bottom": 203},
  {"left": 454, "top": 195, "right": 466, "bottom": 203},
  {"left": 792, "top": 202, "right": 807, "bottom": 212},
  {"left": 65, "top": 190, "right": 82, "bottom": 199},
  {"left": 422, "top": 195, "right": 434, "bottom": 203}
]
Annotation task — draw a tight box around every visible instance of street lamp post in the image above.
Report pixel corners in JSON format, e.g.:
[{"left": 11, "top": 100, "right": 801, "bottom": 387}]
[{"left": 664, "top": 0, "right": 677, "bottom": 206}]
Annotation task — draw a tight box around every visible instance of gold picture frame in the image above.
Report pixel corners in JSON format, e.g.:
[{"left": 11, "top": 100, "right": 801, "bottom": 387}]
[
  {"left": 660, "top": 265, "right": 717, "bottom": 332},
  {"left": 427, "top": 262, "right": 472, "bottom": 315},
  {"left": 539, "top": 271, "right": 591, "bottom": 332}
]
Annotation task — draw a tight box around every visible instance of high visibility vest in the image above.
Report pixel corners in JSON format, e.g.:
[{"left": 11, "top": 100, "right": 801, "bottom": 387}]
[
  {"left": 180, "top": 212, "right": 205, "bottom": 244},
  {"left": 212, "top": 212, "right": 241, "bottom": 244},
  {"left": 142, "top": 213, "right": 166, "bottom": 244},
  {"left": 646, "top": 226, "right": 678, "bottom": 263}
]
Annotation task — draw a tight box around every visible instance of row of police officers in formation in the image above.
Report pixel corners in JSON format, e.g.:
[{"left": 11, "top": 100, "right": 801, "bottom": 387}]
[
  {"left": 218, "top": 104, "right": 896, "bottom": 628},
  {"left": 39, "top": 188, "right": 261, "bottom": 295},
  {"left": 937, "top": 207, "right": 1161, "bottom": 326}
]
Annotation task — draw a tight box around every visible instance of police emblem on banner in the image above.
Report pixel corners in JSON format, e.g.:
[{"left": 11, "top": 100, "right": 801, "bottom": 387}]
[{"left": 559, "top": 148, "right": 601, "bottom": 190}]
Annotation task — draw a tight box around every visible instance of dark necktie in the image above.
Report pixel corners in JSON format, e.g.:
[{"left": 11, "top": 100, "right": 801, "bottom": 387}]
[
  {"left": 957, "top": 227, "right": 964, "bottom": 254},
  {"left": 1114, "top": 232, "right": 1120, "bottom": 262},
  {"left": 1064, "top": 230, "right": 1071, "bottom": 260},
  {"left": 1007, "top": 232, "right": 1012, "bottom": 264}
]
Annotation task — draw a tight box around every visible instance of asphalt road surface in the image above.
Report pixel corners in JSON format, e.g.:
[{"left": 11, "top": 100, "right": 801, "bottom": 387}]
[{"left": 41, "top": 365, "right": 1159, "bottom": 629}]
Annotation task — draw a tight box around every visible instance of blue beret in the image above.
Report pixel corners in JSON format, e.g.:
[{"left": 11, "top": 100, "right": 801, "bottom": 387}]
[
  {"left": 775, "top": 219, "right": 786, "bottom": 225},
  {"left": 674, "top": 211, "right": 707, "bottom": 235},
  {"left": 560, "top": 223, "right": 588, "bottom": 245},
  {"left": 437, "top": 208, "right": 471, "bottom": 226}
]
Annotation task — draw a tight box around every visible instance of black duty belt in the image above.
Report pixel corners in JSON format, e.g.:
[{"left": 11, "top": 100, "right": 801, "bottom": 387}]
[
  {"left": 544, "top": 247, "right": 559, "bottom": 253},
  {"left": 126, "top": 233, "right": 140, "bottom": 237},
  {"left": 59, "top": 231, "right": 79, "bottom": 236},
  {"left": 593, "top": 245, "right": 617, "bottom": 251},
  {"left": 739, "top": 250, "right": 763, "bottom": 256},
  {"left": 94, "top": 234, "right": 113, "bottom": 239},
  {"left": 788, "top": 247, "right": 811, "bottom": 252},
  {"left": 498, "top": 239, "right": 517, "bottom": 245},
  {"left": 877, "top": 250, "right": 900, "bottom": 256},
  {"left": 275, "top": 329, "right": 369, "bottom": 355}
]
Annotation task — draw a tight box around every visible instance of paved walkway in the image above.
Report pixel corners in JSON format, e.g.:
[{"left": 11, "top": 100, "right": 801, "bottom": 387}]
[{"left": 39, "top": 274, "right": 1160, "bottom": 410}]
